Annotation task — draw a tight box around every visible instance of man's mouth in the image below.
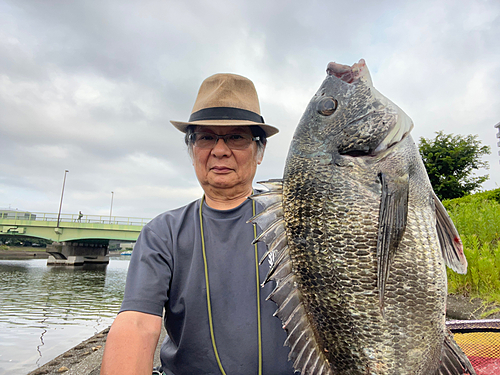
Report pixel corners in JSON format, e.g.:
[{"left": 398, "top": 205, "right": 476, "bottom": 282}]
[{"left": 210, "top": 166, "right": 233, "bottom": 173}]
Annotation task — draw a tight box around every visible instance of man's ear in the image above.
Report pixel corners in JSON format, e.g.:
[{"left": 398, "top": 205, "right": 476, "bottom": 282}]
[{"left": 257, "top": 144, "right": 265, "bottom": 165}]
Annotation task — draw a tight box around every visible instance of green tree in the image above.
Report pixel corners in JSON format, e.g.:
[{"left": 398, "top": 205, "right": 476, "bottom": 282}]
[{"left": 418, "top": 131, "right": 490, "bottom": 200}]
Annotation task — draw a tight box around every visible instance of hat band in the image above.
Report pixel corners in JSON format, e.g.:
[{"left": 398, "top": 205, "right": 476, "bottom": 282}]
[{"left": 188, "top": 107, "right": 265, "bottom": 124}]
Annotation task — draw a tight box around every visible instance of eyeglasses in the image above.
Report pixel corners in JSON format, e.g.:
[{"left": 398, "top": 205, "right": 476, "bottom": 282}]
[{"left": 190, "top": 132, "right": 260, "bottom": 150}]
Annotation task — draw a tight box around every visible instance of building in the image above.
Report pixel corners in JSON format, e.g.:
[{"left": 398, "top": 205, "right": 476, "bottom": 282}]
[
  {"left": 0, "top": 210, "right": 36, "bottom": 220},
  {"left": 496, "top": 122, "right": 500, "bottom": 163}
]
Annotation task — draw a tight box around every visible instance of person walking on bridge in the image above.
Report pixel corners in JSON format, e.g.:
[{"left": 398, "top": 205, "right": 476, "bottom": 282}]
[{"left": 101, "top": 73, "right": 294, "bottom": 375}]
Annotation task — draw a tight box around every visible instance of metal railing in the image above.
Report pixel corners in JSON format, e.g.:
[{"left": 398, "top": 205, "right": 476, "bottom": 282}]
[{"left": 0, "top": 211, "right": 151, "bottom": 227}]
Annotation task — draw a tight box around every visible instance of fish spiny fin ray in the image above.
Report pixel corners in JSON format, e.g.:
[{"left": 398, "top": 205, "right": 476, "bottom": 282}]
[
  {"left": 248, "top": 202, "right": 283, "bottom": 230},
  {"left": 259, "top": 231, "right": 287, "bottom": 266},
  {"left": 249, "top": 180, "right": 333, "bottom": 375},
  {"left": 257, "top": 179, "right": 284, "bottom": 191},
  {"left": 249, "top": 192, "right": 282, "bottom": 209},
  {"left": 252, "top": 218, "right": 286, "bottom": 246},
  {"left": 377, "top": 172, "right": 409, "bottom": 315},
  {"left": 433, "top": 192, "right": 467, "bottom": 274}
]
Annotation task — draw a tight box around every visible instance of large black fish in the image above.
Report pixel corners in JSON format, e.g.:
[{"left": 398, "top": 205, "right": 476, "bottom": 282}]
[{"left": 250, "top": 60, "right": 475, "bottom": 374}]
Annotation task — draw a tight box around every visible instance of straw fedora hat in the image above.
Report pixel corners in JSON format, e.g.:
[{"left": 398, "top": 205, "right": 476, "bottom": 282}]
[{"left": 170, "top": 73, "right": 279, "bottom": 137}]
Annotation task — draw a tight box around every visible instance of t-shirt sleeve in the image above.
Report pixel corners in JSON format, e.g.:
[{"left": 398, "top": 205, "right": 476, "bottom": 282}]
[{"left": 119, "top": 221, "right": 173, "bottom": 317}]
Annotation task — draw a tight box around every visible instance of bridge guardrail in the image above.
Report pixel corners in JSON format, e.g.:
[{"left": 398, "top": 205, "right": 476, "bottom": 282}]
[{"left": 0, "top": 211, "right": 151, "bottom": 227}]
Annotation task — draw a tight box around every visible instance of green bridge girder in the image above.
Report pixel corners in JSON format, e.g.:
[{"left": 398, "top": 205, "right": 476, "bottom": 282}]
[{"left": 0, "top": 211, "right": 149, "bottom": 242}]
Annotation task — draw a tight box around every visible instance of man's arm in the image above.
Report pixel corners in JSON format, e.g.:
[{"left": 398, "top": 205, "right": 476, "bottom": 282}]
[{"left": 101, "top": 311, "right": 162, "bottom": 375}]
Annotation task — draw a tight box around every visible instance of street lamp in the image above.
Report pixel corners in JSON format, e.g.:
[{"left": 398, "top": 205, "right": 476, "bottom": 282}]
[
  {"left": 109, "top": 191, "right": 114, "bottom": 223},
  {"left": 56, "top": 170, "right": 69, "bottom": 228}
]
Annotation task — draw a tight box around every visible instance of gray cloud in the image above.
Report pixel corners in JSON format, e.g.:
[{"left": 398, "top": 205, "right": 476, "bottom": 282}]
[{"left": 1, "top": 0, "right": 499, "bottom": 219}]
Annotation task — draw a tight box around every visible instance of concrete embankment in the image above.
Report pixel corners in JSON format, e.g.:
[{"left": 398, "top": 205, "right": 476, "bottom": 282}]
[{"left": 27, "top": 326, "right": 167, "bottom": 375}]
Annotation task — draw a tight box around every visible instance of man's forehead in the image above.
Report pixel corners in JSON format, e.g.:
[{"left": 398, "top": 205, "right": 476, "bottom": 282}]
[{"left": 195, "top": 125, "right": 252, "bottom": 134}]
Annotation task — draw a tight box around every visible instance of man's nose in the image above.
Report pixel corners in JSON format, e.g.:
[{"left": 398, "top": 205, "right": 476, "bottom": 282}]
[{"left": 211, "top": 137, "right": 232, "bottom": 156}]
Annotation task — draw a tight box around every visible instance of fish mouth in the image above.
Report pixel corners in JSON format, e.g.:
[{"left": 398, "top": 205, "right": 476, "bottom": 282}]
[
  {"left": 326, "top": 59, "right": 373, "bottom": 86},
  {"left": 326, "top": 58, "right": 414, "bottom": 157}
]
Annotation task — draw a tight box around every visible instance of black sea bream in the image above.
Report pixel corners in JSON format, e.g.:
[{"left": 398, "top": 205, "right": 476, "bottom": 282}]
[{"left": 250, "top": 60, "right": 476, "bottom": 375}]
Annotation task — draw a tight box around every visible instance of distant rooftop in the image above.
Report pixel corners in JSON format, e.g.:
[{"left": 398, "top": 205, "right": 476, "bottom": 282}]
[{"left": 496, "top": 123, "right": 500, "bottom": 162}]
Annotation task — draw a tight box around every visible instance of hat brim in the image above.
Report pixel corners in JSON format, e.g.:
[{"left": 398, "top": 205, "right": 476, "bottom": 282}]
[{"left": 170, "top": 119, "right": 279, "bottom": 138}]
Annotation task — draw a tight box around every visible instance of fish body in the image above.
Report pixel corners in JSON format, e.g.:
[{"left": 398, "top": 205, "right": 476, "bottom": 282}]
[{"left": 250, "top": 60, "right": 474, "bottom": 374}]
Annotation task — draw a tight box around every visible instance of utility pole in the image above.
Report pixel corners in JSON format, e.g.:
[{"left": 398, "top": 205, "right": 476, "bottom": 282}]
[{"left": 109, "top": 191, "right": 114, "bottom": 223}]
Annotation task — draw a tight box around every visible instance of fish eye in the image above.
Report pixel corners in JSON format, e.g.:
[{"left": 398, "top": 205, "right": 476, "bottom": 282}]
[{"left": 317, "top": 97, "right": 337, "bottom": 116}]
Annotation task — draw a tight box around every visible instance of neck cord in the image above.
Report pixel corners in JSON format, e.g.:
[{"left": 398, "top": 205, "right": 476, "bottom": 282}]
[{"left": 199, "top": 195, "right": 263, "bottom": 375}]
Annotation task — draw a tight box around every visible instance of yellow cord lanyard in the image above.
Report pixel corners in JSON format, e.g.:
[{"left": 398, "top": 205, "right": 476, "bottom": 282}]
[{"left": 199, "top": 195, "right": 263, "bottom": 375}]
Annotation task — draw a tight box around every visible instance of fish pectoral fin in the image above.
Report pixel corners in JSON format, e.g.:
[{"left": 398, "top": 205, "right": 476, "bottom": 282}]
[
  {"left": 436, "top": 329, "right": 477, "bottom": 375},
  {"left": 433, "top": 192, "right": 467, "bottom": 274},
  {"left": 377, "top": 172, "right": 409, "bottom": 314}
]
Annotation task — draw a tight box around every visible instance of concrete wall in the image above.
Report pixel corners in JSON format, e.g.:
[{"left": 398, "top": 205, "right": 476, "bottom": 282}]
[{"left": 47, "top": 241, "right": 109, "bottom": 266}]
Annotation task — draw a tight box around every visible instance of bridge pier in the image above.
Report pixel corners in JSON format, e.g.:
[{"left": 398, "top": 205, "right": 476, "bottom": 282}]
[{"left": 46, "top": 241, "right": 109, "bottom": 266}]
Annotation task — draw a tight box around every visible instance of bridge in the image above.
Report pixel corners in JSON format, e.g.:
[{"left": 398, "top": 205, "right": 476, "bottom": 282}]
[{"left": 0, "top": 211, "right": 150, "bottom": 266}]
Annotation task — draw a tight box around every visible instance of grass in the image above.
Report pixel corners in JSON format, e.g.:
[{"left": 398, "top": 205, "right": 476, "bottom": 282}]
[{"left": 443, "top": 188, "right": 500, "bottom": 305}]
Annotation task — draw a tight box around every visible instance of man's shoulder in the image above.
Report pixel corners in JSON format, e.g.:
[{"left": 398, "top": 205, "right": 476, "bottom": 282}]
[{"left": 145, "top": 199, "right": 200, "bottom": 230}]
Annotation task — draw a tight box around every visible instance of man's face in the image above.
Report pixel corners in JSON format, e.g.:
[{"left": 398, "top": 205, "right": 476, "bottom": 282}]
[{"left": 191, "top": 125, "right": 264, "bottom": 196}]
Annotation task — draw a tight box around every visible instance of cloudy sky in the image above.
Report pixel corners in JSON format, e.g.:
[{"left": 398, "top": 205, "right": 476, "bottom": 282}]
[{"left": 1, "top": 0, "right": 499, "bottom": 220}]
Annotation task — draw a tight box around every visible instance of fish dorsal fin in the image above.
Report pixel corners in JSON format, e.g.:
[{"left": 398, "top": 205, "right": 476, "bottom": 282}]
[
  {"left": 433, "top": 192, "right": 467, "bottom": 274},
  {"left": 249, "top": 202, "right": 283, "bottom": 230},
  {"left": 249, "top": 189, "right": 283, "bottom": 209},
  {"left": 377, "top": 172, "right": 409, "bottom": 315},
  {"left": 249, "top": 180, "right": 333, "bottom": 375},
  {"left": 435, "top": 328, "right": 477, "bottom": 375}
]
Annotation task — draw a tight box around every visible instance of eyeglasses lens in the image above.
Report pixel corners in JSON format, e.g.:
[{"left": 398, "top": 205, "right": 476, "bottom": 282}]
[{"left": 193, "top": 133, "right": 253, "bottom": 150}]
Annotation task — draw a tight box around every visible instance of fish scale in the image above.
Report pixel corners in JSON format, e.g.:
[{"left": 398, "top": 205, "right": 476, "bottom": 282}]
[
  {"left": 250, "top": 59, "right": 475, "bottom": 374},
  {"left": 285, "top": 141, "right": 447, "bottom": 374}
]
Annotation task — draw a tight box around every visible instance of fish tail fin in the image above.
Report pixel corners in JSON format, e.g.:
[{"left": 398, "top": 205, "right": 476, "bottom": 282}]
[{"left": 437, "top": 329, "right": 477, "bottom": 375}]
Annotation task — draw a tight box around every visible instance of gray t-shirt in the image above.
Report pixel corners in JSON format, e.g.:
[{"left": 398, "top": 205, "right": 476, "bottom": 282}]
[{"left": 120, "top": 198, "right": 294, "bottom": 375}]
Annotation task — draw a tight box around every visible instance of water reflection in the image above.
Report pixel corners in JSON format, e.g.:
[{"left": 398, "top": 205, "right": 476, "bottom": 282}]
[{"left": 0, "top": 258, "right": 129, "bottom": 374}]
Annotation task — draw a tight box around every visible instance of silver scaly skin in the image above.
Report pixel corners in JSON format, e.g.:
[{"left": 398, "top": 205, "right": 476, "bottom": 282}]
[{"left": 250, "top": 60, "right": 475, "bottom": 374}]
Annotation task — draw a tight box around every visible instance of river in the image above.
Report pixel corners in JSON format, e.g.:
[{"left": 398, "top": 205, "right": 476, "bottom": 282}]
[{"left": 0, "top": 257, "right": 130, "bottom": 375}]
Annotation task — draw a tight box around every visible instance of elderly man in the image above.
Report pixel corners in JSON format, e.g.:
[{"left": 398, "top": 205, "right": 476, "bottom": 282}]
[{"left": 101, "top": 74, "right": 294, "bottom": 374}]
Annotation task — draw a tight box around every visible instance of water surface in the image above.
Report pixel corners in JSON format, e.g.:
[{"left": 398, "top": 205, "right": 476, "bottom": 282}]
[{"left": 0, "top": 257, "right": 129, "bottom": 374}]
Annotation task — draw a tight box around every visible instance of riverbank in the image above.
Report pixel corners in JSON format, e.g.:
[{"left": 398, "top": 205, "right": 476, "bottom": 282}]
[
  {"left": 24, "top": 295, "right": 500, "bottom": 374},
  {"left": 0, "top": 247, "right": 124, "bottom": 260},
  {"left": 447, "top": 294, "right": 500, "bottom": 320},
  {"left": 27, "top": 326, "right": 167, "bottom": 375},
  {"left": 0, "top": 246, "right": 50, "bottom": 259}
]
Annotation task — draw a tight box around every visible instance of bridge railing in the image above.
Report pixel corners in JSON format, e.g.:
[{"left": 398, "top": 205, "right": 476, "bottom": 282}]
[{"left": 0, "top": 211, "right": 151, "bottom": 226}]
